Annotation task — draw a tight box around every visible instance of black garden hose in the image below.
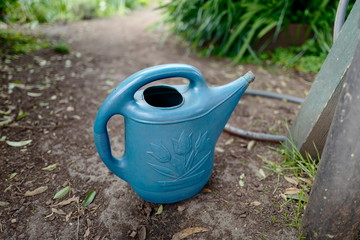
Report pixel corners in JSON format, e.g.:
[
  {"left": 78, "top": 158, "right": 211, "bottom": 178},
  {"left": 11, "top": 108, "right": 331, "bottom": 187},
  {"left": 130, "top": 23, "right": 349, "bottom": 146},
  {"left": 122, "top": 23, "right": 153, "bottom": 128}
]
[{"left": 224, "top": 90, "right": 303, "bottom": 143}]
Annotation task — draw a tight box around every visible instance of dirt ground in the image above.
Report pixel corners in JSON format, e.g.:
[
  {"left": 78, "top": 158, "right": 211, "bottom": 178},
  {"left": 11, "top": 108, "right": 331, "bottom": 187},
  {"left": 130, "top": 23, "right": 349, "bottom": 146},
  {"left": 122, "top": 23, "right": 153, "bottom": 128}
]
[{"left": 0, "top": 7, "right": 313, "bottom": 240}]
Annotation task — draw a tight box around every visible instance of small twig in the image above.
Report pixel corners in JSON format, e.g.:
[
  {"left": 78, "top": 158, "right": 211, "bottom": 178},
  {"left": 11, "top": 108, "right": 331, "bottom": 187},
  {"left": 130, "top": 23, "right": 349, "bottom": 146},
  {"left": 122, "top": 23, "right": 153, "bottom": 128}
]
[
  {"left": 76, "top": 204, "right": 80, "bottom": 240},
  {"left": 272, "top": 174, "right": 281, "bottom": 195},
  {"left": 76, "top": 215, "right": 80, "bottom": 240}
]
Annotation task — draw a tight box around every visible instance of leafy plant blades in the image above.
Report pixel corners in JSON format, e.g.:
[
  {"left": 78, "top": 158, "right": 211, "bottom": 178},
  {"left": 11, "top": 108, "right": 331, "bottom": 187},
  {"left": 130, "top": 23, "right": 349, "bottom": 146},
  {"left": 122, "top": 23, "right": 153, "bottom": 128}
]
[
  {"left": 42, "top": 163, "right": 58, "bottom": 171},
  {"left": 6, "top": 140, "right": 32, "bottom": 147},
  {"left": 53, "top": 186, "right": 71, "bottom": 200},
  {"left": 83, "top": 190, "right": 96, "bottom": 206},
  {"left": 155, "top": 204, "right": 163, "bottom": 215}
]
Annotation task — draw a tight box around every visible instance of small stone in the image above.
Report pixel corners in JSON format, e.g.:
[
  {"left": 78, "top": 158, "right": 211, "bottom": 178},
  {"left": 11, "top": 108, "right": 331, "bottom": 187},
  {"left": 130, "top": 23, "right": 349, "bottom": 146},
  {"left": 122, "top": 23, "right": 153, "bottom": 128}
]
[
  {"left": 18, "top": 233, "right": 26, "bottom": 239},
  {"left": 87, "top": 219, "right": 92, "bottom": 227},
  {"left": 66, "top": 106, "right": 74, "bottom": 112},
  {"left": 256, "top": 185, "right": 264, "bottom": 192},
  {"left": 65, "top": 60, "right": 72, "bottom": 68},
  {"left": 235, "top": 191, "right": 242, "bottom": 197},
  {"left": 239, "top": 213, "right": 247, "bottom": 218},
  {"left": 234, "top": 210, "right": 247, "bottom": 218},
  {"left": 177, "top": 206, "right": 186, "bottom": 212},
  {"left": 11, "top": 219, "right": 17, "bottom": 223},
  {"left": 129, "top": 230, "right": 137, "bottom": 238}
]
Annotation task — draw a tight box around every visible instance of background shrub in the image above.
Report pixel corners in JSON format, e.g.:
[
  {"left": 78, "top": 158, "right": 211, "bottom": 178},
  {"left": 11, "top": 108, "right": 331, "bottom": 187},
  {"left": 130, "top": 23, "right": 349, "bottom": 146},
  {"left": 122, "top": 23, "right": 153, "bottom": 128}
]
[
  {"left": 1, "top": 0, "right": 150, "bottom": 24},
  {"left": 160, "top": 0, "right": 353, "bottom": 72}
]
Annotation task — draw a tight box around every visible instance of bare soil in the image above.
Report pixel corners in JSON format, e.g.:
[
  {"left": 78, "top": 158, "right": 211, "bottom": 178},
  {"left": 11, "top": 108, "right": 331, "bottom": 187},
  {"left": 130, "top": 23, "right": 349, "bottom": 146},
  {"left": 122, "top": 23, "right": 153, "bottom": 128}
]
[{"left": 0, "top": 7, "right": 312, "bottom": 240}]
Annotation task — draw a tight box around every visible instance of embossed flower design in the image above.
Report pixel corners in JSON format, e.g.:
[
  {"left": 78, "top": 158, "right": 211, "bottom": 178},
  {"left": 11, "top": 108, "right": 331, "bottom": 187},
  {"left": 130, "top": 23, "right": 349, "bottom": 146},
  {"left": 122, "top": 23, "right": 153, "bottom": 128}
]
[
  {"left": 172, "top": 131, "right": 192, "bottom": 155},
  {"left": 147, "top": 143, "right": 171, "bottom": 163},
  {"left": 147, "top": 130, "right": 211, "bottom": 185}
]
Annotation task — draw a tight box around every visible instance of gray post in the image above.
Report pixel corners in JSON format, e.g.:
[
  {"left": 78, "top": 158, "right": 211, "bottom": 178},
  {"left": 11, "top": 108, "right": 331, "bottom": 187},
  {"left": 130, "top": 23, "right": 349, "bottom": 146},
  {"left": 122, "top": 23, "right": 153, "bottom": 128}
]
[
  {"left": 288, "top": 1, "right": 359, "bottom": 157},
  {"left": 301, "top": 37, "right": 360, "bottom": 239}
]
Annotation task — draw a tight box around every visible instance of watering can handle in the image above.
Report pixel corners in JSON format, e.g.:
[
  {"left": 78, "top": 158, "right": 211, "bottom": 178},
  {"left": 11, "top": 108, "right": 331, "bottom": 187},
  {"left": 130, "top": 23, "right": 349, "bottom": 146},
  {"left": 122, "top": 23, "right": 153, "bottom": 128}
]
[{"left": 93, "top": 64, "right": 207, "bottom": 177}]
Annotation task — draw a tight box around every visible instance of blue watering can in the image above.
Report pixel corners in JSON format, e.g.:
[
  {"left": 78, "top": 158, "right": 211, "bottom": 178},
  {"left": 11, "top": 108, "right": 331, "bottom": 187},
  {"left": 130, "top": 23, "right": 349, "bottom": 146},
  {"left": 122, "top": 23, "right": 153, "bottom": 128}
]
[{"left": 94, "top": 64, "right": 254, "bottom": 203}]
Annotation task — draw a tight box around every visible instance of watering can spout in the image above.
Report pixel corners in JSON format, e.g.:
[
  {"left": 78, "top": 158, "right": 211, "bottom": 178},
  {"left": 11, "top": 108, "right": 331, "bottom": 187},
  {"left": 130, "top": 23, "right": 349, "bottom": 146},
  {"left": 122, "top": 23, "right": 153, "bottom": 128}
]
[
  {"left": 208, "top": 71, "right": 255, "bottom": 126},
  {"left": 216, "top": 71, "right": 255, "bottom": 99}
]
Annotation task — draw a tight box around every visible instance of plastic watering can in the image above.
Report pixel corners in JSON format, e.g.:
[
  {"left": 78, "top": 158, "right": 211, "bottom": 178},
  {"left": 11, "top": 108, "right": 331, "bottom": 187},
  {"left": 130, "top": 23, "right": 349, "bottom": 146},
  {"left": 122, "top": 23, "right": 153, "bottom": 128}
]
[{"left": 94, "top": 64, "right": 255, "bottom": 203}]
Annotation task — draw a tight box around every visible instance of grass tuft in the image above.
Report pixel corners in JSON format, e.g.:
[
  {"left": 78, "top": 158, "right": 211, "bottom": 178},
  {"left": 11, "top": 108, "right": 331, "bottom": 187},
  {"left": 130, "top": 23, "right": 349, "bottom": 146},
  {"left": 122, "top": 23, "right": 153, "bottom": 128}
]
[{"left": 53, "top": 41, "right": 70, "bottom": 54}]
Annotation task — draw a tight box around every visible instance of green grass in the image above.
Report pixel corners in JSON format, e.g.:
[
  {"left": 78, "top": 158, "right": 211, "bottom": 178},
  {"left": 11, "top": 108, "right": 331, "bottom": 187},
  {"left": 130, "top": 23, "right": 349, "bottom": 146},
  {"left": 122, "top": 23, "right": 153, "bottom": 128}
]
[
  {"left": 275, "top": 141, "right": 319, "bottom": 180},
  {"left": 53, "top": 41, "right": 70, "bottom": 54},
  {"left": 240, "top": 46, "right": 327, "bottom": 73},
  {"left": 259, "top": 139, "right": 319, "bottom": 234}
]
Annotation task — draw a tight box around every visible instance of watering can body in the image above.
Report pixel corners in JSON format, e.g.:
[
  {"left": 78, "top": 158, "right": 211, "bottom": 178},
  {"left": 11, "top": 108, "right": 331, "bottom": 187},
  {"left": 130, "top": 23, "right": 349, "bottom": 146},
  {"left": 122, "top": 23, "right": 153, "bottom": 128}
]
[{"left": 94, "top": 64, "right": 254, "bottom": 203}]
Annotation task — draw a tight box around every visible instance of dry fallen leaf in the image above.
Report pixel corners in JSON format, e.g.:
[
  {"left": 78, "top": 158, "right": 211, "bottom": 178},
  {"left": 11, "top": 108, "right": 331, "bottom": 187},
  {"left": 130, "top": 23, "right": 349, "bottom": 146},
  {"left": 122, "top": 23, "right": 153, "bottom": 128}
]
[
  {"left": 201, "top": 188, "right": 212, "bottom": 193},
  {"left": 84, "top": 227, "right": 90, "bottom": 238},
  {"left": 42, "top": 163, "right": 58, "bottom": 171},
  {"left": 53, "top": 196, "right": 79, "bottom": 207},
  {"left": 225, "top": 138, "right": 234, "bottom": 145},
  {"left": 65, "top": 211, "right": 73, "bottom": 222},
  {"left": 247, "top": 140, "right": 256, "bottom": 151},
  {"left": 24, "top": 186, "right": 48, "bottom": 196},
  {"left": 298, "top": 177, "right": 313, "bottom": 185},
  {"left": 138, "top": 225, "right": 146, "bottom": 240},
  {"left": 280, "top": 193, "right": 287, "bottom": 201},
  {"left": 177, "top": 206, "right": 186, "bottom": 212},
  {"left": 215, "top": 147, "right": 224, "bottom": 153},
  {"left": 239, "top": 180, "right": 245, "bottom": 187},
  {"left": 0, "top": 201, "right": 10, "bottom": 207},
  {"left": 172, "top": 227, "right": 209, "bottom": 240},
  {"left": 258, "top": 169, "right": 266, "bottom": 179},
  {"left": 284, "top": 188, "right": 302, "bottom": 195},
  {"left": 250, "top": 201, "right": 261, "bottom": 206},
  {"left": 51, "top": 208, "right": 66, "bottom": 215},
  {"left": 27, "top": 92, "right": 42, "bottom": 97},
  {"left": 284, "top": 176, "right": 299, "bottom": 185}
]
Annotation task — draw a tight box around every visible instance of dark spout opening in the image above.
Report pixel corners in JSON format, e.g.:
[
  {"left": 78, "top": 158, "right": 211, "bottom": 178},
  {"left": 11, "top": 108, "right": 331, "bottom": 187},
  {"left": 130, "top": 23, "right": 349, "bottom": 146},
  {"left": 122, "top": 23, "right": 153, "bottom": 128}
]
[{"left": 144, "top": 86, "right": 183, "bottom": 108}]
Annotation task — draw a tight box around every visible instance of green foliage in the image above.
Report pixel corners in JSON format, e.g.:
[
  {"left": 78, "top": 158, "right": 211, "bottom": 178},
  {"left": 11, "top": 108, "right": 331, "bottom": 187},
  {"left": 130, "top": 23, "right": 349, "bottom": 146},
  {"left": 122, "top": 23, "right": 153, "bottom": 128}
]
[
  {"left": 263, "top": 140, "right": 319, "bottom": 181},
  {"left": 0, "top": 29, "right": 49, "bottom": 54},
  {"left": 160, "top": 0, "right": 346, "bottom": 72},
  {"left": 2, "top": 0, "right": 150, "bottom": 24},
  {"left": 53, "top": 41, "right": 70, "bottom": 54},
  {"left": 277, "top": 141, "right": 319, "bottom": 180},
  {"left": 241, "top": 46, "right": 327, "bottom": 73}
]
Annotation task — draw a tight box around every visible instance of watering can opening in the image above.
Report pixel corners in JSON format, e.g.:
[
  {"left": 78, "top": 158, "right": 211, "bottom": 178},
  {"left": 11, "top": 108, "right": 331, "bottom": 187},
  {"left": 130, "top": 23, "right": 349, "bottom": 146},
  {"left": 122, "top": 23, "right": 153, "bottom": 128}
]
[{"left": 143, "top": 85, "right": 184, "bottom": 108}]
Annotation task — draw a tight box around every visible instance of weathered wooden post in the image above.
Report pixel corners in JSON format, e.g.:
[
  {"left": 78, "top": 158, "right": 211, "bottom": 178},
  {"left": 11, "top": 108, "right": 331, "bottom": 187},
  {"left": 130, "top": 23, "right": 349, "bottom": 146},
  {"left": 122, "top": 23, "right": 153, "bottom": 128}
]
[
  {"left": 301, "top": 33, "right": 360, "bottom": 239},
  {"left": 288, "top": 1, "right": 359, "bottom": 157}
]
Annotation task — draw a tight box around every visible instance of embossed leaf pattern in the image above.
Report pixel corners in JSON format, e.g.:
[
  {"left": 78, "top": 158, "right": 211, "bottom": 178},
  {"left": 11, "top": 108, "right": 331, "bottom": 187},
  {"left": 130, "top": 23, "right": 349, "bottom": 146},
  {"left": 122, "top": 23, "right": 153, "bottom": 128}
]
[
  {"left": 172, "top": 156, "right": 186, "bottom": 175},
  {"left": 195, "top": 131, "right": 209, "bottom": 153},
  {"left": 172, "top": 131, "right": 192, "bottom": 155},
  {"left": 148, "top": 163, "right": 179, "bottom": 178},
  {"left": 185, "top": 150, "right": 194, "bottom": 170},
  {"left": 147, "top": 131, "right": 211, "bottom": 186},
  {"left": 148, "top": 143, "right": 171, "bottom": 163},
  {"left": 182, "top": 151, "right": 211, "bottom": 179}
]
